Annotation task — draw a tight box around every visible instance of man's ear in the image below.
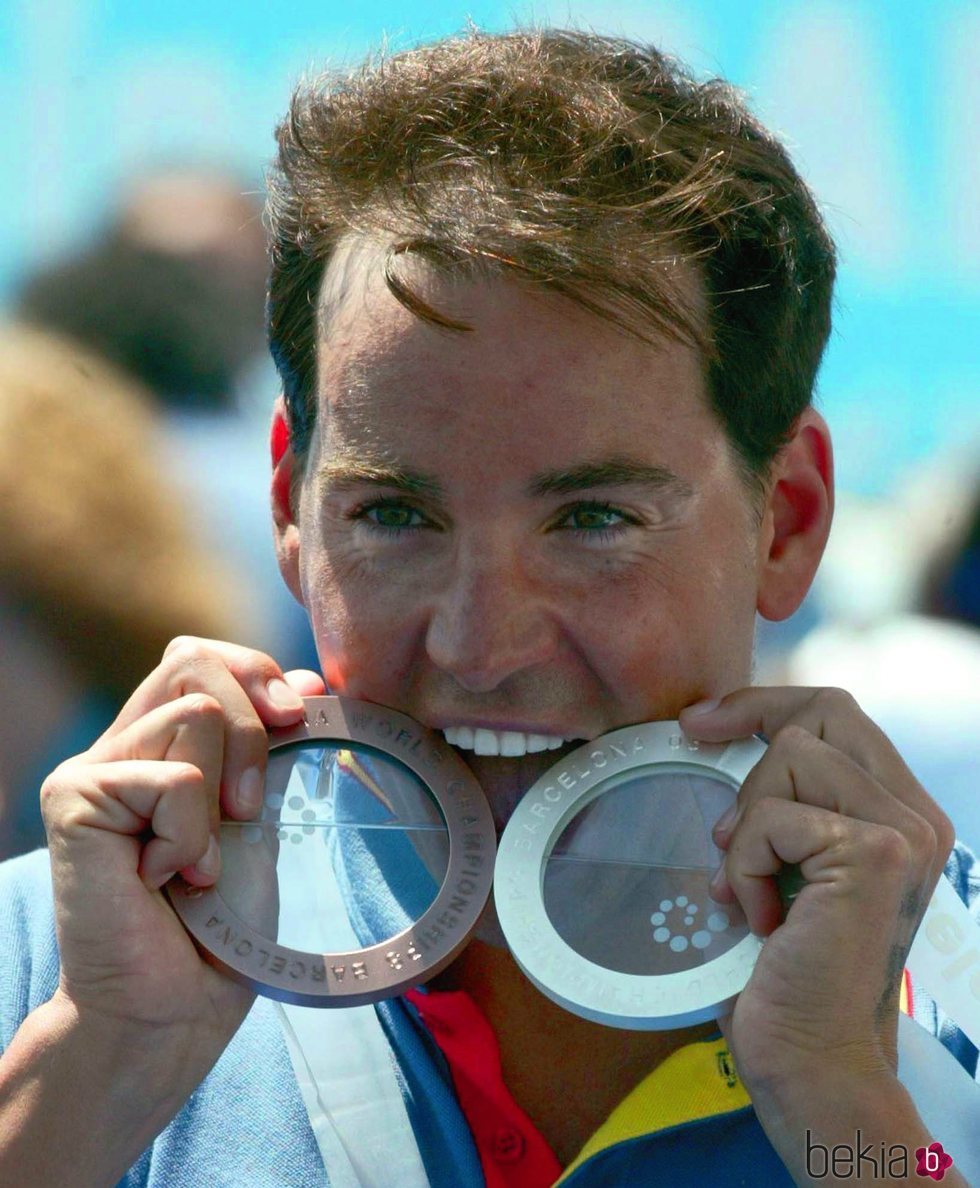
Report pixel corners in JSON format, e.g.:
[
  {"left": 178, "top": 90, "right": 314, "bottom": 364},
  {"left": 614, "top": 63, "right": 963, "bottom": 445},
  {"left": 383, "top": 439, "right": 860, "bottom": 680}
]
[
  {"left": 271, "top": 396, "right": 305, "bottom": 607},
  {"left": 756, "top": 408, "right": 834, "bottom": 621}
]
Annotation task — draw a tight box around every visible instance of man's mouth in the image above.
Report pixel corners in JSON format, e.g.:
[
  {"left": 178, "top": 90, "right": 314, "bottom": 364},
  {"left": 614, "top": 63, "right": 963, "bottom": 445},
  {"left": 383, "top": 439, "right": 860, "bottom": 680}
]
[
  {"left": 433, "top": 724, "right": 589, "bottom": 831},
  {"left": 441, "top": 726, "right": 578, "bottom": 757}
]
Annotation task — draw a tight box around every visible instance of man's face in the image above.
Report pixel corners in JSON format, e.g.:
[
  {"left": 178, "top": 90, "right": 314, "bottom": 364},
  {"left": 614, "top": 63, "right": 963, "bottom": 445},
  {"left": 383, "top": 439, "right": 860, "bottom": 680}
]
[{"left": 286, "top": 245, "right": 770, "bottom": 830}]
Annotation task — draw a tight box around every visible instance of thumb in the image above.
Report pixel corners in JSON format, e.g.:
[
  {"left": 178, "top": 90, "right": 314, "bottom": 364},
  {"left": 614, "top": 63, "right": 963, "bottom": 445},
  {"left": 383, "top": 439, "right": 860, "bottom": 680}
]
[{"left": 282, "top": 669, "right": 327, "bottom": 698}]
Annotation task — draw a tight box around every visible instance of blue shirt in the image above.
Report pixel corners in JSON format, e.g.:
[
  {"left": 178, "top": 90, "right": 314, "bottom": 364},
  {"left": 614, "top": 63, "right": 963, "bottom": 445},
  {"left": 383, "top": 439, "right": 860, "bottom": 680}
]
[{"left": 1, "top": 844, "right": 977, "bottom": 1186}]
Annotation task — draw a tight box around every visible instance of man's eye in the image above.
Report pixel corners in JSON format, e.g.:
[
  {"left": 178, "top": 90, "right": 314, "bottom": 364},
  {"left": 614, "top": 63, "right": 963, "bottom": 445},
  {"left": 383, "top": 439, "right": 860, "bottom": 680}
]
[
  {"left": 557, "top": 502, "right": 633, "bottom": 534},
  {"left": 353, "top": 499, "right": 431, "bottom": 533}
]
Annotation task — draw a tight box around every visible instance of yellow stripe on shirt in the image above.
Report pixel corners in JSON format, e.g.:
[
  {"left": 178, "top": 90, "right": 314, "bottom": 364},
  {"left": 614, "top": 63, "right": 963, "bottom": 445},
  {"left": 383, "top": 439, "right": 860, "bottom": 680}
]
[{"left": 557, "top": 1036, "right": 751, "bottom": 1184}]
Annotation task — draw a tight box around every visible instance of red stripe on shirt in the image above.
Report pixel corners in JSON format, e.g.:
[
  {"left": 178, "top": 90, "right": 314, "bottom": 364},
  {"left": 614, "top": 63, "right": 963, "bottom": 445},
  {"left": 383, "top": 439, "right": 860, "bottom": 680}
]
[{"left": 406, "top": 987, "right": 562, "bottom": 1188}]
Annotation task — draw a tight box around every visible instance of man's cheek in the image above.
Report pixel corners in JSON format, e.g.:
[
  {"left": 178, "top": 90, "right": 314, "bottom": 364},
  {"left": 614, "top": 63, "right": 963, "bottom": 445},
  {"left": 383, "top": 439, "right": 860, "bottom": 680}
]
[
  {"left": 318, "top": 648, "right": 350, "bottom": 694},
  {"left": 606, "top": 612, "right": 694, "bottom": 706},
  {"left": 310, "top": 536, "right": 433, "bottom": 602},
  {"left": 303, "top": 584, "right": 360, "bottom": 692},
  {"left": 308, "top": 600, "right": 409, "bottom": 697}
]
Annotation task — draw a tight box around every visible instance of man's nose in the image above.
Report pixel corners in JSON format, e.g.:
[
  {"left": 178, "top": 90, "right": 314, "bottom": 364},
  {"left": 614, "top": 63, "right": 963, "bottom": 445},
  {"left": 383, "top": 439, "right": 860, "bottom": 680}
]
[{"left": 424, "top": 545, "right": 560, "bottom": 695}]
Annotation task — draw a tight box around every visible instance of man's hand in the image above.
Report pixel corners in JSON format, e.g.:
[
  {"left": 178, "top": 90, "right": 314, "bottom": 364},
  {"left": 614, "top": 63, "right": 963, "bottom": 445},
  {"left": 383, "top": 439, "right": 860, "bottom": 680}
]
[
  {"left": 0, "top": 638, "right": 325, "bottom": 1188},
  {"left": 679, "top": 688, "right": 962, "bottom": 1184},
  {"left": 0, "top": 641, "right": 327, "bottom": 1188},
  {"left": 42, "top": 636, "right": 324, "bottom": 1032}
]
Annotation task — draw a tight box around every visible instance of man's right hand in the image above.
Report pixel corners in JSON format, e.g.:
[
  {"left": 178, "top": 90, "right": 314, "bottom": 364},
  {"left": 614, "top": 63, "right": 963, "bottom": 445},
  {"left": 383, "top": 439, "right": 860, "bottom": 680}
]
[
  {"left": 0, "top": 641, "right": 325, "bottom": 1188},
  {"left": 0, "top": 637, "right": 326, "bottom": 1188},
  {"left": 41, "top": 636, "right": 325, "bottom": 1038}
]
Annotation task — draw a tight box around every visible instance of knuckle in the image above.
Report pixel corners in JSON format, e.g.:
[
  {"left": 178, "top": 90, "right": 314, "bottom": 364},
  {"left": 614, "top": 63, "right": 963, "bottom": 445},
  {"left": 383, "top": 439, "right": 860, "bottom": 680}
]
[
  {"left": 179, "top": 691, "right": 225, "bottom": 724},
  {"left": 39, "top": 766, "right": 71, "bottom": 818},
  {"left": 904, "top": 813, "right": 938, "bottom": 863},
  {"left": 740, "top": 794, "right": 767, "bottom": 821},
  {"left": 164, "top": 634, "right": 206, "bottom": 660},
  {"left": 930, "top": 808, "right": 956, "bottom": 860},
  {"left": 810, "top": 686, "right": 859, "bottom": 717},
  {"left": 868, "top": 825, "right": 912, "bottom": 873},
  {"left": 172, "top": 761, "right": 208, "bottom": 792},
  {"left": 738, "top": 795, "right": 782, "bottom": 834},
  {"left": 57, "top": 804, "right": 90, "bottom": 836},
  {"left": 40, "top": 768, "right": 97, "bottom": 835},
  {"left": 162, "top": 637, "right": 215, "bottom": 677},
  {"left": 769, "top": 722, "right": 815, "bottom": 756},
  {"left": 816, "top": 808, "right": 850, "bottom": 851}
]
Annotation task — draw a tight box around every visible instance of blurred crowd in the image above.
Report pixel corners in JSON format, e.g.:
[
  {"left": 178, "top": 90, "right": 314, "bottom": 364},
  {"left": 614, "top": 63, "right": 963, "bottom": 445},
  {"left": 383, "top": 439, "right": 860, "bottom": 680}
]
[
  {"left": 0, "top": 166, "right": 314, "bottom": 861},
  {"left": 773, "top": 458, "right": 980, "bottom": 849},
  {"left": 0, "top": 165, "right": 976, "bottom": 862}
]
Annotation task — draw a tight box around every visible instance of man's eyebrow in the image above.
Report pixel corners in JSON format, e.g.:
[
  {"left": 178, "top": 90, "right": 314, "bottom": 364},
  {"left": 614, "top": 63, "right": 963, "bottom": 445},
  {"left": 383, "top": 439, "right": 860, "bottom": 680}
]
[
  {"left": 529, "top": 458, "right": 694, "bottom": 498},
  {"left": 316, "top": 459, "right": 443, "bottom": 498}
]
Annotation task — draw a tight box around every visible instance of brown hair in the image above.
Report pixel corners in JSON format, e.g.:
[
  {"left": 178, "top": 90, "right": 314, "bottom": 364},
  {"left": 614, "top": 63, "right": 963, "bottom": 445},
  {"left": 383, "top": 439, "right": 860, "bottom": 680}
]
[
  {"left": 267, "top": 28, "right": 836, "bottom": 488},
  {"left": 0, "top": 324, "right": 248, "bottom": 696}
]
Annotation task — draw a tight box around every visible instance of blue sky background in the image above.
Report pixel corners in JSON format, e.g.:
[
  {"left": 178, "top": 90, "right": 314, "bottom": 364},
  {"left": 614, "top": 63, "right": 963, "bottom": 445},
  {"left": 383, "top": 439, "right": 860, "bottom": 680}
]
[{"left": 1, "top": 0, "right": 977, "bottom": 497}]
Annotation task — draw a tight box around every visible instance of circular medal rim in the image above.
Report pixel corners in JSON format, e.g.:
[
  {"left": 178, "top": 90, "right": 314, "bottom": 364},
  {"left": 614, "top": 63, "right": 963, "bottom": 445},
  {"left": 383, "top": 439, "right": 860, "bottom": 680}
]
[
  {"left": 494, "top": 720, "right": 766, "bottom": 1029},
  {"left": 167, "top": 696, "right": 496, "bottom": 1007}
]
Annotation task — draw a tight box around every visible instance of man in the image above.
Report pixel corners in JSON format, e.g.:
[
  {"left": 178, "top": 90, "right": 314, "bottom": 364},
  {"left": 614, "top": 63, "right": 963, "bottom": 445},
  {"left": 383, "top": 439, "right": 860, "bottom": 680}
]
[{"left": 0, "top": 29, "right": 975, "bottom": 1186}]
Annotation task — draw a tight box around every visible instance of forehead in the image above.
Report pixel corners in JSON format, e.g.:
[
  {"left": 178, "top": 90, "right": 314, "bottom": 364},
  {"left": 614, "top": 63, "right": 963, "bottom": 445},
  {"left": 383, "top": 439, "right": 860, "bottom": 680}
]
[{"left": 311, "top": 237, "right": 722, "bottom": 476}]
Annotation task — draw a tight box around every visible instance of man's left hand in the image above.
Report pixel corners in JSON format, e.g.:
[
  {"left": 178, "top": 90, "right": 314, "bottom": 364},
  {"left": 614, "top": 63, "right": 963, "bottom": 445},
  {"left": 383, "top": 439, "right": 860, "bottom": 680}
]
[{"left": 678, "top": 687, "right": 954, "bottom": 1099}]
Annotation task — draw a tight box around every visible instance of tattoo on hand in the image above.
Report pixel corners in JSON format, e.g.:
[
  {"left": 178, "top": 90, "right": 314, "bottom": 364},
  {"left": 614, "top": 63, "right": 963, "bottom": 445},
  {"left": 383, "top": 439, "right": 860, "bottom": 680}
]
[
  {"left": 900, "top": 888, "right": 923, "bottom": 922},
  {"left": 875, "top": 942, "right": 908, "bottom": 1029}
]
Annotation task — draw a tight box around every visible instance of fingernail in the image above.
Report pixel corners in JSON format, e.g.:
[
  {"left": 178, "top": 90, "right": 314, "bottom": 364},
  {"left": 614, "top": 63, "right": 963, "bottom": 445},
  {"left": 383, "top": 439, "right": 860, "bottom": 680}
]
[
  {"left": 267, "top": 678, "right": 304, "bottom": 710},
  {"left": 237, "top": 765, "right": 264, "bottom": 814},
  {"left": 713, "top": 803, "right": 739, "bottom": 839},
  {"left": 685, "top": 697, "right": 720, "bottom": 717},
  {"left": 196, "top": 835, "right": 221, "bottom": 879}
]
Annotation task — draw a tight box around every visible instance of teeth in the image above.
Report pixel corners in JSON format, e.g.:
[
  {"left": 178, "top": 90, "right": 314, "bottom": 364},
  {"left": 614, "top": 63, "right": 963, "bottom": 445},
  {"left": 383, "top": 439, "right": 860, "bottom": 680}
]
[
  {"left": 499, "top": 731, "right": 526, "bottom": 757},
  {"left": 444, "top": 725, "right": 474, "bottom": 749},
  {"left": 443, "top": 726, "right": 573, "bottom": 758},
  {"left": 473, "top": 728, "right": 500, "bottom": 756}
]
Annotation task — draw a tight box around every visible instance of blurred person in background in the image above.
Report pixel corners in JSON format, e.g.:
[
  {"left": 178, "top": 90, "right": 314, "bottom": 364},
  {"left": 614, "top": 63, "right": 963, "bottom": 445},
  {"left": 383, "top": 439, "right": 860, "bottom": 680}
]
[
  {"left": 0, "top": 324, "right": 248, "bottom": 860},
  {"left": 16, "top": 166, "right": 316, "bottom": 670},
  {"left": 785, "top": 454, "right": 980, "bottom": 850},
  {"left": 17, "top": 166, "right": 268, "bottom": 412},
  {"left": 921, "top": 476, "right": 980, "bottom": 631}
]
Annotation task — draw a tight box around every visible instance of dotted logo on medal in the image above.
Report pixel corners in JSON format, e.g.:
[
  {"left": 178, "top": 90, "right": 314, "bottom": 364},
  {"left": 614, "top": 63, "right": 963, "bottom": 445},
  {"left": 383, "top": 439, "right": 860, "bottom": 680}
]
[{"left": 649, "top": 895, "right": 732, "bottom": 953}]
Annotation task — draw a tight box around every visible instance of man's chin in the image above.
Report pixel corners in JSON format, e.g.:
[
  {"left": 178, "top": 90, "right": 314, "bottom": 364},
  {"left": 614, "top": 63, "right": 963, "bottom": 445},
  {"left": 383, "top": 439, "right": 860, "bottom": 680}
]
[{"left": 453, "top": 742, "right": 583, "bottom": 835}]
